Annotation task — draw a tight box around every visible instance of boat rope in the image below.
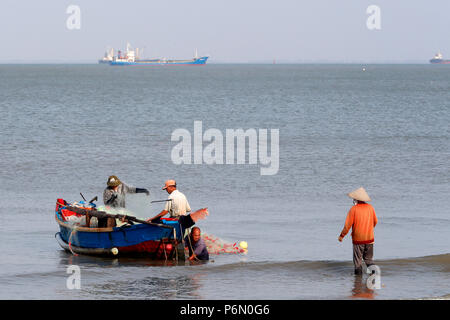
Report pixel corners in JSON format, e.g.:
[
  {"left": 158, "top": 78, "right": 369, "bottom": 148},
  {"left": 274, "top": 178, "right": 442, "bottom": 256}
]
[
  {"left": 173, "top": 228, "right": 179, "bottom": 262},
  {"left": 186, "top": 231, "right": 200, "bottom": 262},
  {"left": 68, "top": 227, "right": 79, "bottom": 256},
  {"left": 179, "top": 223, "right": 195, "bottom": 260},
  {"left": 163, "top": 241, "right": 168, "bottom": 261}
]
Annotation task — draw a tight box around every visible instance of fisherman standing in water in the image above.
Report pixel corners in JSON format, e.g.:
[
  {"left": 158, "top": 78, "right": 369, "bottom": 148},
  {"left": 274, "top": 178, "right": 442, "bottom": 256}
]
[
  {"left": 185, "top": 227, "right": 209, "bottom": 261},
  {"left": 338, "top": 187, "right": 378, "bottom": 275},
  {"left": 100, "top": 175, "right": 150, "bottom": 227}
]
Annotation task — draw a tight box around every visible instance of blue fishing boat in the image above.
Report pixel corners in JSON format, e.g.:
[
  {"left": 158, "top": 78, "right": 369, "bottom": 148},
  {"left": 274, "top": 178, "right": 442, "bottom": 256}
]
[{"left": 54, "top": 198, "right": 185, "bottom": 260}]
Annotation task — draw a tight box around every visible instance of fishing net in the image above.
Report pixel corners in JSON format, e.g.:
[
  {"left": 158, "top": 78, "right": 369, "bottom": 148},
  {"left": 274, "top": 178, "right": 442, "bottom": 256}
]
[
  {"left": 202, "top": 233, "right": 247, "bottom": 255},
  {"left": 94, "top": 205, "right": 135, "bottom": 227}
]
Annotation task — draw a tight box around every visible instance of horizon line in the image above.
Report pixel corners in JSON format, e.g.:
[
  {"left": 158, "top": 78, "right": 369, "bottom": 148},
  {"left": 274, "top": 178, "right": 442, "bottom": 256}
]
[{"left": 0, "top": 60, "right": 432, "bottom": 65}]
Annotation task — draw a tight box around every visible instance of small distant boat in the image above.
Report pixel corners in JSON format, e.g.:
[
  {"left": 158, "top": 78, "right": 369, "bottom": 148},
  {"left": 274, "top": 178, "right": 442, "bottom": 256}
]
[
  {"left": 99, "top": 43, "right": 208, "bottom": 66},
  {"left": 429, "top": 51, "right": 450, "bottom": 64},
  {"left": 54, "top": 198, "right": 185, "bottom": 260}
]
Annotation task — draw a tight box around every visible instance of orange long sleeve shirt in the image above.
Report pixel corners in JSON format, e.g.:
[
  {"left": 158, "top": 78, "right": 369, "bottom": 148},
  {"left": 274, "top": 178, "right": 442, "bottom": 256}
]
[{"left": 340, "top": 203, "right": 378, "bottom": 244}]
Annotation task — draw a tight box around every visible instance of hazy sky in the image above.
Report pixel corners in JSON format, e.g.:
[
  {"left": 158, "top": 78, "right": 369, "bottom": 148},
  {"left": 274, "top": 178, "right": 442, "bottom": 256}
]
[{"left": 0, "top": 0, "right": 449, "bottom": 63}]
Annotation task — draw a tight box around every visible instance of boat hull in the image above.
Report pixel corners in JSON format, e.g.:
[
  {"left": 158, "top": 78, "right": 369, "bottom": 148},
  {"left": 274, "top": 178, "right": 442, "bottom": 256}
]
[{"left": 55, "top": 212, "right": 184, "bottom": 259}]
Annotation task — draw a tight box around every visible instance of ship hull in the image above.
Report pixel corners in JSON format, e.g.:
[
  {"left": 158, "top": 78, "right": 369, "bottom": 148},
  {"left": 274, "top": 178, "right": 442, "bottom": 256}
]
[
  {"left": 110, "top": 56, "right": 208, "bottom": 66},
  {"left": 430, "top": 59, "right": 450, "bottom": 64}
]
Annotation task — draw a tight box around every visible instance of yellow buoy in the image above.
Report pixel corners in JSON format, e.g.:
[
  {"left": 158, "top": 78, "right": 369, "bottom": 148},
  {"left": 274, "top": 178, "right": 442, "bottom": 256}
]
[{"left": 239, "top": 241, "right": 248, "bottom": 250}]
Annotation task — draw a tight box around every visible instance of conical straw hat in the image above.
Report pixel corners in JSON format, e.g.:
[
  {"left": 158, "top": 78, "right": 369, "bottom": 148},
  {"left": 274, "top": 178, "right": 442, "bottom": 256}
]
[{"left": 347, "top": 187, "right": 371, "bottom": 202}]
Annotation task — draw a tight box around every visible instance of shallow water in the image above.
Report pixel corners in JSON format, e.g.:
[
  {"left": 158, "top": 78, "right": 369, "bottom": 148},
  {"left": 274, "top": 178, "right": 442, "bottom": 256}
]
[{"left": 0, "top": 64, "right": 449, "bottom": 299}]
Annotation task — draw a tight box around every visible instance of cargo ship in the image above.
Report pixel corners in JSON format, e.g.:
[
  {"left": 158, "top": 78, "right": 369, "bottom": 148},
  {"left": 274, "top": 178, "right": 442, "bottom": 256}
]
[
  {"left": 429, "top": 51, "right": 450, "bottom": 64},
  {"left": 100, "top": 43, "right": 208, "bottom": 66}
]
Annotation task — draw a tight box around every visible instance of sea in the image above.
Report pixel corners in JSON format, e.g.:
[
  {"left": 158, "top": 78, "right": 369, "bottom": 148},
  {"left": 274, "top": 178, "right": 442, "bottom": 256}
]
[{"left": 0, "top": 64, "right": 449, "bottom": 300}]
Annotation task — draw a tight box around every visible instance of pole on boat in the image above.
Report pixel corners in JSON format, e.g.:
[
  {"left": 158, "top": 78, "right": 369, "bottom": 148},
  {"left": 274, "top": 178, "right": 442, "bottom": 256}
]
[
  {"left": 63, "top": 205, "right": 175, "bottom": 230},
  {"left": 150, "top": 199, "right": 172, "bottom": 203}
]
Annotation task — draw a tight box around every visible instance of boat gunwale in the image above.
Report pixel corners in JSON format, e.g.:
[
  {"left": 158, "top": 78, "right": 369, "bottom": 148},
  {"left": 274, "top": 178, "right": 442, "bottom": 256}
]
[
  {"left": 55, "top": 213, "right": 177, "bottom": 234},
  {"left": 55, "top": 214, "right": 115, "bottom": 233}
]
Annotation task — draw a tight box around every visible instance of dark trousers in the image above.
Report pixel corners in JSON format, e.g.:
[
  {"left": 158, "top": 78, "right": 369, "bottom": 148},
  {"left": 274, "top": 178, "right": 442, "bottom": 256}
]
[{"left": 353, "top": 243, "right": 374, "bottom": 273}]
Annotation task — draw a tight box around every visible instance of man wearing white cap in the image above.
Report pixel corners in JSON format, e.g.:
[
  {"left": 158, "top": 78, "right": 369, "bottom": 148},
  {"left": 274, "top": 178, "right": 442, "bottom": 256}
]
[
  {"left": 338, "top": 187, "right": 378, "bottom": 275},
  {"left": 148, "top": 179, "right": 191, "bottom": 222}
]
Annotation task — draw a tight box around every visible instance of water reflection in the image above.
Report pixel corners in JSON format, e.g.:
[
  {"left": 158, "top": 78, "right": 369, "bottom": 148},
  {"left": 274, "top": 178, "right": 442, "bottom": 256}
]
[
  {"left": 350, "top": 275, "right": 376, "bottom": 299},
  {"left": 59, "top": 250, "right": 188, "bottom": 268},
  {"left": 88, "top": 274, "right": 204, "bottom": 299},
  {"left": 58, "top": 250, "right": 206, "bottom": 299}
]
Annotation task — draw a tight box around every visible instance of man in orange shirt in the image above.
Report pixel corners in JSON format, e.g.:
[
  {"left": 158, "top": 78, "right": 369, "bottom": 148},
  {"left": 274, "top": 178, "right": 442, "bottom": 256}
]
[{"left": 338, "top": 187, "right": 378, "bottom": 275}]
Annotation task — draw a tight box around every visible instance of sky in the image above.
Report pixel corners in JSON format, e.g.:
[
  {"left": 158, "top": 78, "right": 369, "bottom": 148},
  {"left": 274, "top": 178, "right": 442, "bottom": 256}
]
[{"left": 0, "top": 0, "right": 449, "bottom": 63}]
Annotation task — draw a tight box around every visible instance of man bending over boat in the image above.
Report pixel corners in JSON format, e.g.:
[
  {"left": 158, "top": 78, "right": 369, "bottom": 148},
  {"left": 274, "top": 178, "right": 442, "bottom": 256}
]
[
  {"left": 148, "top": 179, "right": 191, "bottom": 222},
  {"left": 100, "top": 175, "right": 150, "bottom": 227},
  {"left": 146, "top": 179, "right": 203, "bottom": 237}
]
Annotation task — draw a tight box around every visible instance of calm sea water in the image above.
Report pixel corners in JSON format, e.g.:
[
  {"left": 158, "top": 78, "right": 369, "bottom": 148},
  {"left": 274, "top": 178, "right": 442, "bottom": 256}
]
[{"left": 0, "top": 64, "right": 449, "bottom": 299}]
